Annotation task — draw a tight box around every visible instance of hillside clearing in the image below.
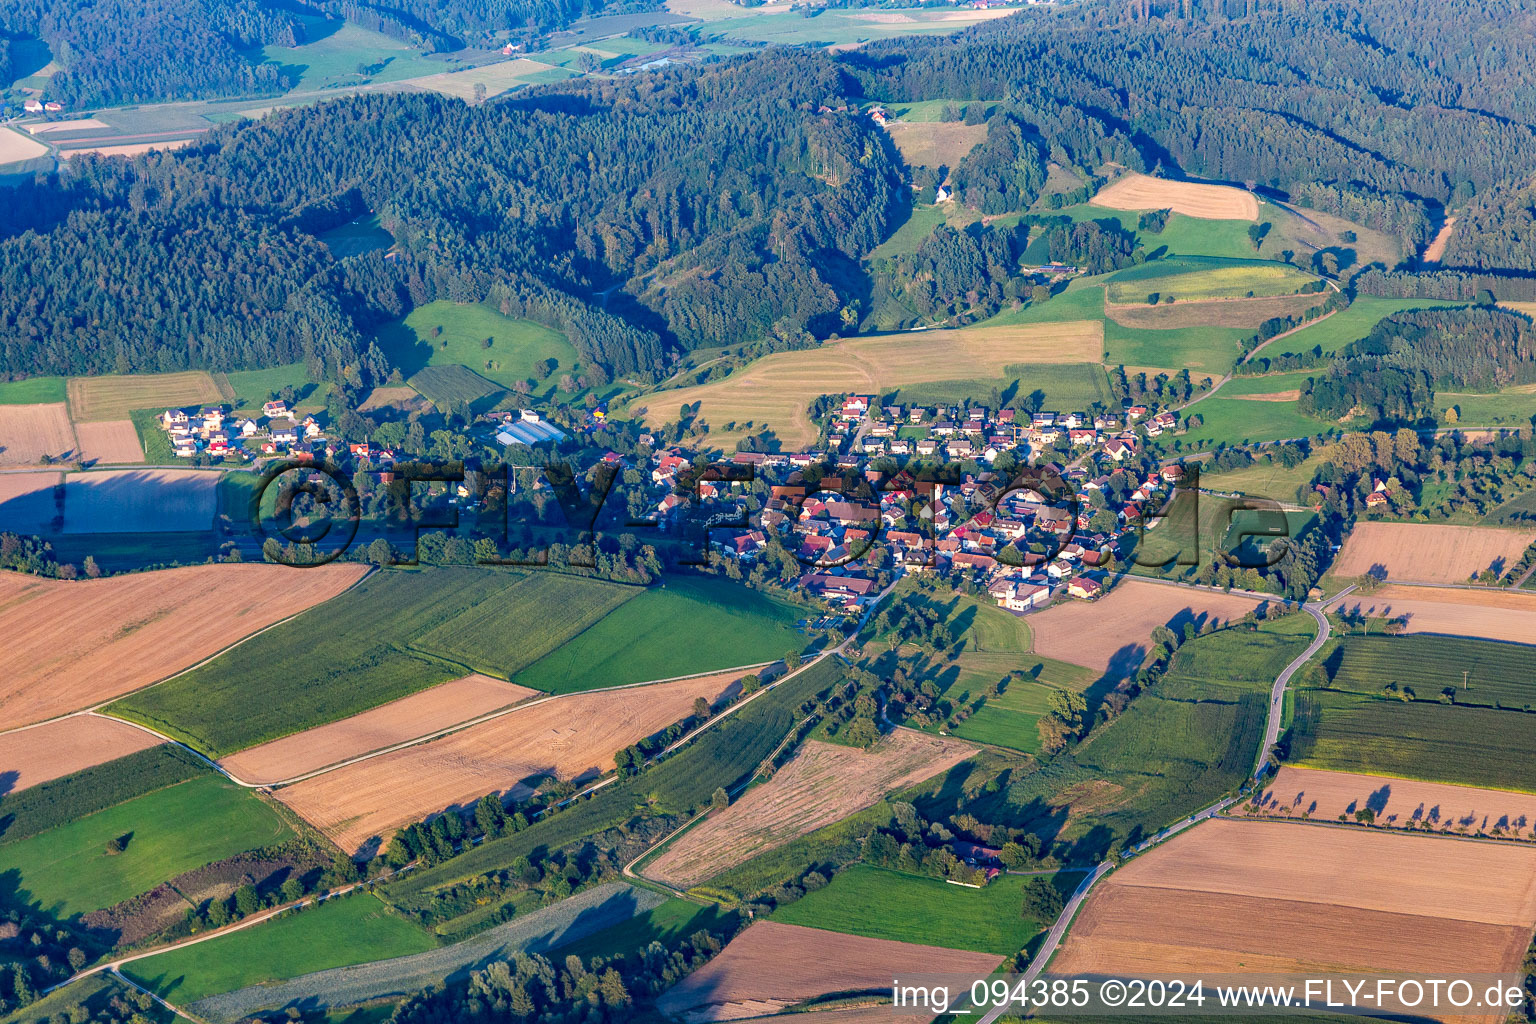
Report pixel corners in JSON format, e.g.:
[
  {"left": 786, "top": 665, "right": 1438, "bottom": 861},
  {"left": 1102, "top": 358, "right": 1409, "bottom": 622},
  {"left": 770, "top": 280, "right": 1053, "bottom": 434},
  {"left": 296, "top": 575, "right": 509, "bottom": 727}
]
[
  {"left": 0, "top": 562, "right": 367, "bottom": 730},
  {"left": 1092, "top": 173, "right": 1258, "bottom": 220},
  {"left": 1025, "top": 579, "right": 1267, "bottom": 673},
  {"left": 654, "top": 920, "right": 1001, "bottom": 1023},
  {"left": 219, "top": 674, "right": 539, "bottom": 785},
  {"left": 647, "top": 732, "right": 974, "bottom": 889},
  {"left": 0, "top": 715, "right": 162, "bottom": 793},
  {"left": 628, "top": 321, "right": 1103, "bottom": 447},
  {"left": 882, "top": 120, "right": 988, "bottom": 168},
  {"left": 276, "top": 670, "right": 745, "bottom": 855},
  {"left": 1332, "top": 522, "right": 1536, "bottom": 584}
]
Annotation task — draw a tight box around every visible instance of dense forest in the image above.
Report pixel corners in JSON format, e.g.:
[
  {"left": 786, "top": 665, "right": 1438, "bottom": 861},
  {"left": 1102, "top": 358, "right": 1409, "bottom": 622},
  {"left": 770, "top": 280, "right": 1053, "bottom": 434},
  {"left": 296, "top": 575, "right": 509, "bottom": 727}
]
[
  {"left": 1298, "top": 308, "right": 1536, "bottom": 422},
  {"left": 0, "top": 54, "right": 904, "bottom": 380},
  {"left": 848, "top": 0, "right": 1536, "bottom": 265},
  {"left": 0, "top": 0, "right": 299, "bottom": 107}
]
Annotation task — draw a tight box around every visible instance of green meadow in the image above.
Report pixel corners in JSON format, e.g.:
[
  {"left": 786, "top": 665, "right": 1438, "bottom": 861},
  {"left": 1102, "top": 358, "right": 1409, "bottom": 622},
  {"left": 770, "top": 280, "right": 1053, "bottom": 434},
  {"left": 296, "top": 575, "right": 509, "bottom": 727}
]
[
  {"left": 511, "top": 574, "right": 805, "bottom": 693},
  {"left": 0, "top": 775, "right": 293, "bottom": 917},
  {"left": 373, "top": 301, "right": 579, "bottom": 399},
  {"left": 125, "top": 892, "right": 434, "bottom": 1004},
  {"left": 772, "top": 864, "right": 1080, "bottom": 955},
  {"left": 0, "top": 376, "right": 67, "bottom": 404}
]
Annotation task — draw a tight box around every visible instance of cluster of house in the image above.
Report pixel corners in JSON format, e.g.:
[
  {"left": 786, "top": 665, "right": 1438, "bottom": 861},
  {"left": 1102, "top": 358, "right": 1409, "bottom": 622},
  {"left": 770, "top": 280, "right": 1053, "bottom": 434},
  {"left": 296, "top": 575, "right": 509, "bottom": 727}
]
[
  {"left": 626, "top": 394, "right": 1186, "bottom": 618},
  {"left": 159, "top": 400, "right": 326, "bottom": 460},
  {"left": 21, "top": 99, "right": 64, "bottom": 114}
]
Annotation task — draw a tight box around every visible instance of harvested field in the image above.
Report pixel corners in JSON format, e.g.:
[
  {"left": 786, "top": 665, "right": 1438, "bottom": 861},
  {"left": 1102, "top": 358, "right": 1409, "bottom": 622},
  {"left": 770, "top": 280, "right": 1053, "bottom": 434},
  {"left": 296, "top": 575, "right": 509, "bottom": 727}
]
[
  {"left": 275, "top": 670, "right": 745, "bottom": 855},
  {"left": 647, "top": 732, "right": 975, "bottom": 888},
  {"left": 220, "top": 674, "right": 538, "bottom": 785},
  {"left": 74, "top": 419, "right": 145, "bottom": 464},
  {"left": 0, "top": 127, "right": 48, "bottom": 165},
  {"left": 1338, "top": 584, "right": 1536, "bottom": 644},
  {"left": 1233, "top": 389, "right": 1300, "bottom": 402},
  {"left": 59, "top": 139, "right": 195, "bottom": 159},
  {"left": 883, "top": 121, "right": 988, "bottom": 169},
  {"left": 60, "top": 469, "right": 218, "bottom": 533},
  {"left": 0, "top": 562, "right": 367, "bottom": 729},
  {"left": 1247, "top": 766, "right": 1536, "bottom": 838},
  {"left": 406, "top": 59, "right": 564, "bottom": 101},
  {"left": 629, "top": 321, "right": 1103, "bottom": 447},
  {"left": 1332, "top": 522, "right": 1536, "bottom": 584},
  {"left": 850, "top": 7, "right": 1014, "bottom": 21},
  {"left": 25, "top": 118, "right": 111, "bottom": 135},
  {"left": 0, "top": 714, "right": 163, "bottom": 792},
  {"left": 0, "top": 403, "right": 78, "bottom": 465},
  {"left": 67, "top": 371, "right": 224, "bottom": 422},
  {"left": 0, "top": 471, "right": 60, "bottom": 534},
  {"left": 1104, "top": 292, "right": 1322, "bottom": 330},
  {"left": 1026, "top": 578, "right": 1266, "bottom": 673},
  {"left": 1092, "top": 172, "right": 1258, "bottom": 221},
  {"left": 1052, "top": 819, "right": 1536, "bottom": 1020},
  {"left": 655, "top": 921, "right": 1001, "bottom": 1023}
]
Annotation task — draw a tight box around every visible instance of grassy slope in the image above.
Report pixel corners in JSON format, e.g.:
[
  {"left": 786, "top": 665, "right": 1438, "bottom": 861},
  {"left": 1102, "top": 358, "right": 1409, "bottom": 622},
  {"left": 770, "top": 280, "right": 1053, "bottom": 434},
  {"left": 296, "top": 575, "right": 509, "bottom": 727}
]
[
  {"left": 1199, "top": 451, "right": 1326, "bottom": 503},
  {"left": 511, "top": 574, "right": 805, "bottom": 693},
  {"left": 124, "top": 892, "right": 434, "bottom": 1004},
  {"left": 771, "top": 863, "right": 1078, "bottom": 956},
  {"left": 372, "top": 301, "right": 578, "bottom": 396},
  {"left": 552, "top": 899, "right": 736, "bottom": 961},
  {"left": 0, "top": 775, "right": 293, "bottom": 916}
]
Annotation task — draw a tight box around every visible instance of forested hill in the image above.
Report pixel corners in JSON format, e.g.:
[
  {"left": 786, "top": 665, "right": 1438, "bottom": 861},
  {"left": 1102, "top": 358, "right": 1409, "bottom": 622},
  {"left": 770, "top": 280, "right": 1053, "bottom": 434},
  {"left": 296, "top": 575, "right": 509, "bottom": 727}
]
[
  {"left": 0, "top": 0, "right": 301, "bottom": 107},
  {"left": 0, "top": 54, "right": 904, "bottom": 380},
  {"left": 847, "top": 0, "right": 1536, "bottom": 264}
]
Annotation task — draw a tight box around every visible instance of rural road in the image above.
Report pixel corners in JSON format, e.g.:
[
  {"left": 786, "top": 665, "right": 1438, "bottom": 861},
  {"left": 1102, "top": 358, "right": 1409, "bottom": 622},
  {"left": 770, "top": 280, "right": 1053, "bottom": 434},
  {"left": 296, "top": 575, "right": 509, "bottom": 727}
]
[{"left": 1253, "top": 593, "right": 1332, "bottom": 779}]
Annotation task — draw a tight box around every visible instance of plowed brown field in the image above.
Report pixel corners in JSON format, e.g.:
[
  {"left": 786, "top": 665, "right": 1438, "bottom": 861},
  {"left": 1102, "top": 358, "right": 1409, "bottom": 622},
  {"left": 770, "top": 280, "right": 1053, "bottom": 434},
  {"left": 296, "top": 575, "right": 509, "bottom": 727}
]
[
  {"left": 0, "top": 714, "right": 162, "bottom": 792},
  {"left": 1332, "top": 522, "right": 1536, "bottom": 584},
  {"left": 1336, "top": 584, "right": 1536, "bottom": 645},
  {"left": 648, "top": 731, "right": 975, "bottom": 888},
  {"left": 0, "top": 562, "right": 368, "bottom": 729},
  {"left": 0, "top": 403, "right": 78, "bottom": 466},
  {"left": 655, "top": 921, "right": 1001, "bottom": 1023},
  {"left": 74, "top": 419, "right": 145, "bottom": 464},
  {"left": 220, "top": 674, "right": 538, "bottom": 785},
  {"left": 1052, "top": 817, "right": 1536, "bottom": 1023},
  {"left": 1026, "top": 578, "right": 1266, "bottom": 672},
  {"left": 275, "top": 670, "right": 743, "bottom": 854},
  {"left": 1093, "top": 173, "right": 1258, "bottom": 220},
  {"left": 1247, "top": 766, "right": 1536, "bottom": 838}
]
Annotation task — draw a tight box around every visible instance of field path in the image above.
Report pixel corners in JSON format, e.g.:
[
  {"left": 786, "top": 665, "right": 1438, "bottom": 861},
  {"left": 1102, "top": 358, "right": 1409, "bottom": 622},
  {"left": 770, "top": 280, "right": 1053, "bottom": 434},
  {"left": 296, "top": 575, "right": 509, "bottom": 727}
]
[{"left": 973, "top": 580, "right": 1349, "bottom": 1019}]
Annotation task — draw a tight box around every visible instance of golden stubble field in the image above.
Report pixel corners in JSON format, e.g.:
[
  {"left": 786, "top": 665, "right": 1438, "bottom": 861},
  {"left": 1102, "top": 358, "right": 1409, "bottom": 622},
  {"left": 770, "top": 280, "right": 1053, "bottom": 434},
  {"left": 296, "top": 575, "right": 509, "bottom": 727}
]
[
  {"left": 220, "top": 674, "right": 539, "bottom": 785},
  {"left": 0, "top": 714, "right": 163, "bottom": 792},
  {"left": 0, "top": 562, "right": 368, "bottom": 729},
  {"left": 73, "top": 420, "right": 145, "bottom": 464},
  {"left": 1104, "top": 291, "right": 1321, "bottom": 330},
  {"left": 628, "top": 321, "right": 1103, "bottom": 447},
  {"left": 1337, "top": 584, "right": 1536, "bottom": 644},
  {"left": 655, "top": 920, "right": 1002, "bottom": 1023},
  {"left": 0, "top": 403, "right": 78, "bottom": 466},
  {"left": 1092, "top": 172, "right": 1259, "bottom": 221},
  {"left": 647, "top": 731, "right": 975, "bottom": 889},
  {"left": 1332, "top": 522, "right": 1536, "bottom": 584},
  {"left": 1051, "top": 818, "right": 1536, "bottom": 1019},
  {"left": 1026, "top": 578, "right": 1266, "bottom": 672},
  {"left": 1247, "top": 766, "right": 1536, "bottom": 839},
  {"left": 275, "top": 670, "right": 746, "bottom": 855},
  {"left": 67, "top": 370, "right": 225, "bottom": 421}
]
